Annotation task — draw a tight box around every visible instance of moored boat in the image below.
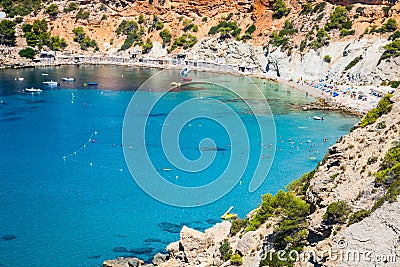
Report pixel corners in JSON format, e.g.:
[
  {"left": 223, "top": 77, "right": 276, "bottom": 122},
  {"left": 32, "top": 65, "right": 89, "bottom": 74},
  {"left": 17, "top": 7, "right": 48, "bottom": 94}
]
[
  {"left": 43, "top": 80, "right": 60, "bottom": 86},
  {"left": 25, "top": 87, "right": 42, "bottom": 93},
  {"left": 62, "top": 77, "right": 76, "bottom": 82}
]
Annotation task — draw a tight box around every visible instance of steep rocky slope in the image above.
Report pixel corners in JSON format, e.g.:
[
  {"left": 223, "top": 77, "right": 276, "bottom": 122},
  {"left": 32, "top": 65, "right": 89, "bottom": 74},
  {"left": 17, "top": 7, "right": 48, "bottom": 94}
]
[{"left": 104, "top": 91, "right": 400, "bottom": 266}]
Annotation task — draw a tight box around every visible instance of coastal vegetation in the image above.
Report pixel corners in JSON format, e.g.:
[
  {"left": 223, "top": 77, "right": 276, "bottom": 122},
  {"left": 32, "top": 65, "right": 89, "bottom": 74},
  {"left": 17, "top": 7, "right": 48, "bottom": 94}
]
[
  {"left": 0, "top": 20, "right": 16, "bottom": 46},
  {"left": 325, "top": 6, "right": 355, "bottom": 37},
  {"left": 0, "top": 0, "right": 42, "bottom": 17},
  {"left": 171, "top": 33, "right": 197, "bottom": 51},
  {"left": 272, "top": 0, "right": 290, "bottom": 19},
  {"left": 22, "top": 19, "right": 67, "bottom": 51},
  {"left": 344, "top": 55, "right": 363, "bottom": 71},
  {"left": 208, "top": 18, "right": 241, "bottom": 40},
  {"left": 159, "top": 29, "right": 172, "bottom": 47},
  {"left": 323, "top": 201, "right": 349, "bottom": 224},
  {"left": 323, "top": 55, "right": 331, "bottom": 63},
  {"left": 359, "top": 94, "right": 393, "bottom": 128},
  {"left": 72, "top": 27, "right": 98, "bottom": 51},
  {"left": 18, "top": 47, "right": 35, "bottom": 59}
]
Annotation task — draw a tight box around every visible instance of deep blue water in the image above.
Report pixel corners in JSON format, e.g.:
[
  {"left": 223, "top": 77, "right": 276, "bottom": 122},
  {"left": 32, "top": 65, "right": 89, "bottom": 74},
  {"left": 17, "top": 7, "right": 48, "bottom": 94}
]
[{"left": 0, "top": 65, "right": 359, "bottom": 266}]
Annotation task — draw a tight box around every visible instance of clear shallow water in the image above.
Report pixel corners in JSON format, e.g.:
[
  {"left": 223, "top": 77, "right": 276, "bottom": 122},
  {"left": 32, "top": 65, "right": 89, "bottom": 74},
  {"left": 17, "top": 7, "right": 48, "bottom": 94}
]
[{"left": 0, "top": 66, "right": 358, "bottom": 266}]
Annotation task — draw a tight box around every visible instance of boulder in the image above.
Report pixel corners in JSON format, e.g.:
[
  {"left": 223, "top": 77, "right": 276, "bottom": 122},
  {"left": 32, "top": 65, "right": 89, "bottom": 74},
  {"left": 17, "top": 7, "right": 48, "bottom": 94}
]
[
  {"left": 165, "top": 241, "right": 180, "bottom": 257},
  {"left": 180, "top": 226, "right": 208, "bottom": 264},
  {"left": 205, "top": 221, "right": 231, "bottom": 245},
  {"left": 236, "top": 230, "right": 259, "bottom": 255},
  {"left": 152, "top": 253, "right": 168, "bottom": 266}
]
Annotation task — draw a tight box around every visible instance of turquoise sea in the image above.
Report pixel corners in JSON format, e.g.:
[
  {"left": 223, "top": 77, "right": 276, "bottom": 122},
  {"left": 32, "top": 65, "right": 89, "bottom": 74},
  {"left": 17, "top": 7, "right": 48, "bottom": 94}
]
[{"left": 0, "top": 65, "right": 358, "bottom": 266}]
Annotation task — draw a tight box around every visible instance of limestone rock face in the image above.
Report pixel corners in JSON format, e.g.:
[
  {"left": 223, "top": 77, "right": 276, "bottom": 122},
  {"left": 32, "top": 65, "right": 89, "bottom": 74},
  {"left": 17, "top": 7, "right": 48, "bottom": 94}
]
[
  {"left": 205, "top": 221, "right": 231, "bottom": 245},
  {"left": 180, "top": 226, "right": 209, "bottom": 265},
  {"left": 335, "top": 196, "right": 400, "bottom": 267},
  {"left": 236, "top": 230, "right": 260, "bottom": 256}
]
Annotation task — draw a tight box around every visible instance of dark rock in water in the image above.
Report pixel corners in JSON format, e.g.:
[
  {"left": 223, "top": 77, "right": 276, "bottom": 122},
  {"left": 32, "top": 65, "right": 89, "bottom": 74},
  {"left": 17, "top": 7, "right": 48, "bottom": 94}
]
[
  {"left": 130, "top": 247, "right": 153, "bottom": 255},
  {"left": 2, "top": 235, "right": 16, "bottom": 241},
  {"left": 87, "top": 254, "right": 102, "bottom": 259},
  {"left": 158, "top": 222, "right": 182, "bottom": 233},
  {"left": 113, "top": 246, "right": 129, "bottom": 253},
  {"left": 116, "top": 234, "right": 128, "bottom": 238},
  {"left": 144, "top": 238, "right": 162, "bottom": 243},
  {"left": 206, "top": 218, "right": 220, "bottom": 225}
]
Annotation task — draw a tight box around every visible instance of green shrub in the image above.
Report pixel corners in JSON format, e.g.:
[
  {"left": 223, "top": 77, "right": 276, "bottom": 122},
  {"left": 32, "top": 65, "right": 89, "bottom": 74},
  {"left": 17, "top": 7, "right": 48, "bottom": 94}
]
[
  {"left": 381, "top": 18, "right": 398, "bottom": 33},
  {"left": 138, "top": 14, "right": 145, "bottom": 24},
  {"left": 309, "top": 28, "right": 330, "bottom": 49},
  {"left": 171, "top": 33, "right": 197, "bottom": 50},
  {"left": 286, "top": 170, "right": 316, "bottom": 196},
  {"left": 389, "top": 80, "right": 400, "bottom": 88},
  {"left": 313, "top": 2, "right": 326, "bottom": 13},
  {"left": 300, "top": 2, "right": 312, "bottom": 15},
  {"left": 330, "top": 173, "right": 339, "bottom": 180},
  {"left": 323, "top": 201, "right": 349, "bottom": 224},
  {"left": 368, "top": 156, "right": 378, "bottom": 165},
  {"left": 0, "top": 20, "right": 17, "bottom": 46},
  {"left": 324, "top": 55, "right": 331, "bottom": 63},
  {"left": 208, "top": 20, "right": 240, "bottom": 40},
  {"left": 340, "top": 28, "right": 355, "bottom": 37},
  {"left": 230, "top": 253, "right": 242, "bottom": 265},
  {"left": 46, "top": 4, "right": 58, "bottom": 18},
  {"left": 325, "top": 6, "right": 352, "bottom": 32},
  {"left": 348, "top": 209, "right": 371, "bottom": 225},
  {"left": 64, "top": 2, "right": 78, "bottom": 12},
  {"left": 359, "top": 94, "right": 393, "bottom": 128},
  {"left": 19, "top": 47, "right": 35, "bottom": 59},
  {"left": 159, "top": 28, "right": 172, "bottom": 47},
  {"left": 388, "top": 31, "right": 400, "bottom": 41},
  {"left": 344, "top": 55, "right": 363, "bottom": 71},
  {"left": 230, "top": 218, "right": 248, "bottom": 236},
  {"left": 272, "top": 0, "right": 290, "bottom": 19},
  {"left": 142, "top": 38, "right": 153, "bottom": 53},
  {"left": 380, "top": 39, "right": 400, "bottom": 62},
  {"left": 76, "top": 9, "right": 90, "bottom": 20},
  {"left": 72, "top": 27, "right": 98, "bottom": 50},
  {"left": 219, "top": 239, "right": 233, "bottom": 261},
  {"left": 269, "top": 20, "right": 297, "bottom": 51},
  {"left": 374, "top": 144, "right": 400, "bottom": 204}
]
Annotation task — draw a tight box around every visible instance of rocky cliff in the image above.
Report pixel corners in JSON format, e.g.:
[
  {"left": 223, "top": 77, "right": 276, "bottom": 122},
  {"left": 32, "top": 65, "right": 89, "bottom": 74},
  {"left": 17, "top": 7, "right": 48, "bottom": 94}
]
[{"left": 104, "top": 91, "right": 400, "bottom": 266}]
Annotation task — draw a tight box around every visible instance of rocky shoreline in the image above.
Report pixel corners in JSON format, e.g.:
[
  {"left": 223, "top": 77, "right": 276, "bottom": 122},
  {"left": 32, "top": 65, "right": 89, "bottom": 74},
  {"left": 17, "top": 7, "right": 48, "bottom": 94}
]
[{"left": 103, "top": 91, "right": 400, "bottom": 267}]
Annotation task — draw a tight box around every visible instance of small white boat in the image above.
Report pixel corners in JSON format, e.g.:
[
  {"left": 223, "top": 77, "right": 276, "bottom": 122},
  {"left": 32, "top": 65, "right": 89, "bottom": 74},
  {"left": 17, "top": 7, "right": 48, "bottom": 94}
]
[
  {"left": 15, "top": 77, "right": 24, "bottom": 81},
  {"left": 25, "top": 87, "right": 42, "bottom": 93},
  {"left": 43, "top": 80, "right": 60, "bottom": 86},
  {"left": 62, "top": 77, "right": 76, "bottom": 82},
  {"left": 313, "top": 116, "right": 324, "bottom": 120}
]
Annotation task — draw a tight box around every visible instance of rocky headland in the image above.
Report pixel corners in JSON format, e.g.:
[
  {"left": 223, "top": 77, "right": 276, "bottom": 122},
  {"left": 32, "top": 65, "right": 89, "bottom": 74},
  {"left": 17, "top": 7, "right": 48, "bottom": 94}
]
[{"left": 103, "top": 91, "right": 400, "bottom": 266}]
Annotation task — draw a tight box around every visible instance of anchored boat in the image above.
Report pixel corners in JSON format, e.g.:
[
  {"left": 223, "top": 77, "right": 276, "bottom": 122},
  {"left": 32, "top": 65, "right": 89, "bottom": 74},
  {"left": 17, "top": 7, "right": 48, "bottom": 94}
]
[
  {"left": 43, "top": 80, "right": 60, "bottom": 86},
  {"left": 62, "top": 77, "right": 76, "bottom": 82},
  {"left": 25, "top": 87, "right": 42, "bottom": 93}
]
